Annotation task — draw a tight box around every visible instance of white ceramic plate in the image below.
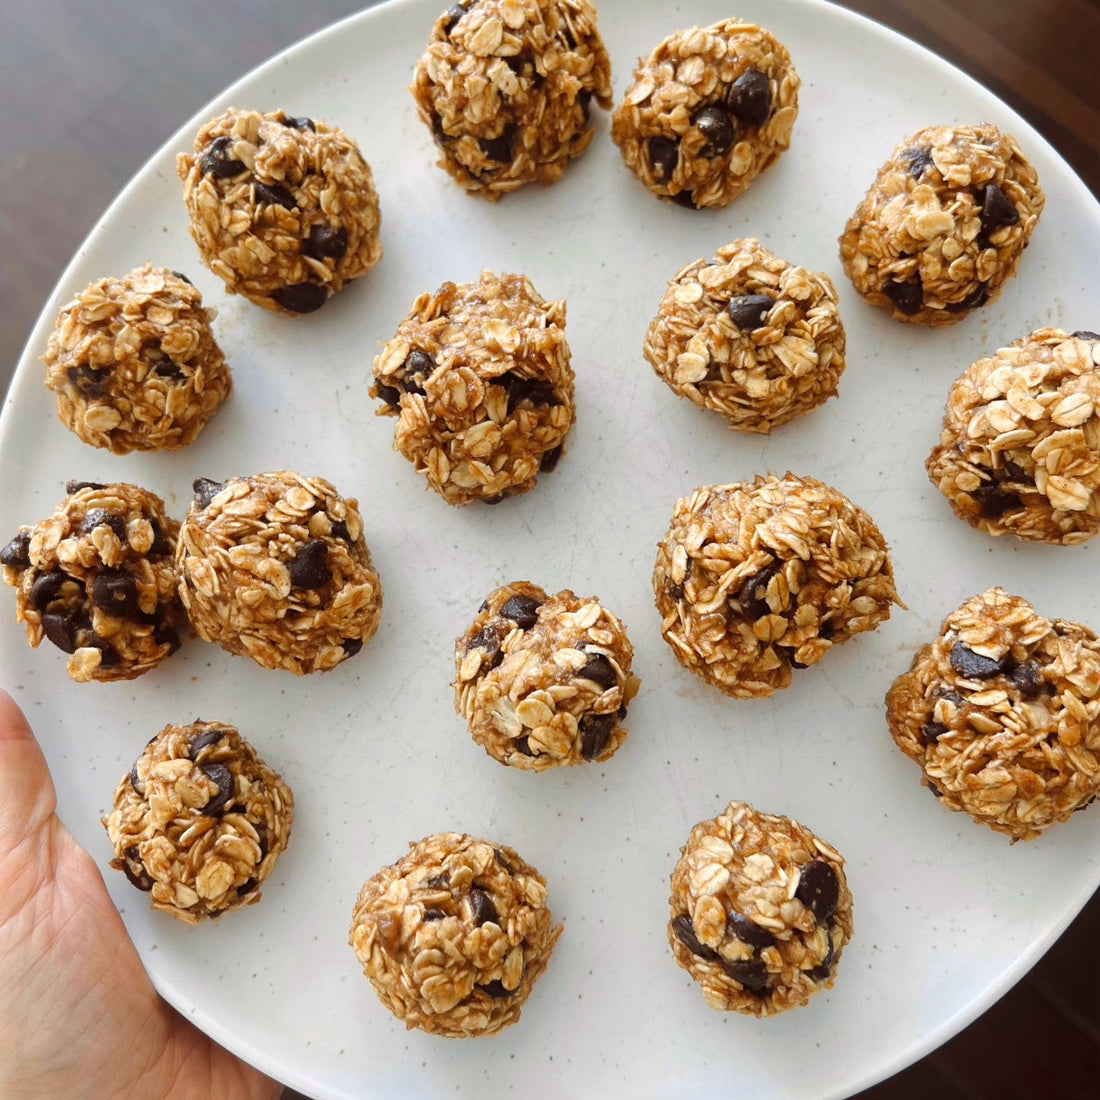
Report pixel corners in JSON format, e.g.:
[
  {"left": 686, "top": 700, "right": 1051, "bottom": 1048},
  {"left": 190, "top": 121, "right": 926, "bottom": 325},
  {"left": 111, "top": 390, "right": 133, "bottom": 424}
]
[{"left": 2, "top": 1, "right": 1098, "bottom": 1096}]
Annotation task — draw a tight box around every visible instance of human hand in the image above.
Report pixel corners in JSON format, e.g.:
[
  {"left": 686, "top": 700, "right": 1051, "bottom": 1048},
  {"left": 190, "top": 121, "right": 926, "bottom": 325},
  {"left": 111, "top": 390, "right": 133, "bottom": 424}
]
[{"left": 0, "top": 688, "right": 283, "bottom": 1100}]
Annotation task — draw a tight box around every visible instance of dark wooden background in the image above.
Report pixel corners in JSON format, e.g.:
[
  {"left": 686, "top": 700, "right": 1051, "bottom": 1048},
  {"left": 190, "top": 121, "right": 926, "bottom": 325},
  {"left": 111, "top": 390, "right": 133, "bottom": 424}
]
[{"left": 1, "top": 3, "right": 1097, "bottom": 1097}]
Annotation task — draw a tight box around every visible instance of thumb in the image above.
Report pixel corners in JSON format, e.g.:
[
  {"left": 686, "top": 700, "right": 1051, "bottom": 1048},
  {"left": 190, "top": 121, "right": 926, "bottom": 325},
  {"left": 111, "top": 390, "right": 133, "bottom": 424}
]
[{"left": 0, "top": 689, "right": 58, "bottom": 851}]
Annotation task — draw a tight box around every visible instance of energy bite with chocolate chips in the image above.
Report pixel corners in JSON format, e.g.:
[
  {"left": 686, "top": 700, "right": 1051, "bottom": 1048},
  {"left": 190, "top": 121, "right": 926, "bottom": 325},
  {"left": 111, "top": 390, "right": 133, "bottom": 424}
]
[
  {"left": 927, "top": 328, "right": 1100, "bottom": 544},
  {"left": 1, "top": 481, "right": 182, "bottom": 683},
  {"left": 886, "top": 588, "right": 1100, "bottom": 841},
  {"left": 371, "top": 271, "right": 574, "bottom": 505},
  {"left": 644, "top": 238, "right": 846, "bottom": 432},
  {"left": 411, "top": 0, "right": 612, "bottom": 200},
  {"left": 349, "top": 833, "right": 562, "bottom": 1036},
  {"left": 669, "top": 800, "right": 853, "bottom": 1017},
  {"left": 42, "top": 264, "right": 231, "bottom": 453},
  {"left": 178, "top": 107, "right": 382, "bottom": 313},
  {"left": 839, "top": 123, "right": 1044, "bottom": 326},
  {"left": 104, "top": 720, "right": 293, "bottom": 922},
  {"left": 653, "top": 474, "right": 899, "bottom": 698},
  {"left": 175, "top": 471, "right": 382, "bottom": 674},
  {"left": 454, "top": 581, "right": 640, "bottom": 769},
  {"left": 611, "top": 19, "right": 799, "bottom": 209}
]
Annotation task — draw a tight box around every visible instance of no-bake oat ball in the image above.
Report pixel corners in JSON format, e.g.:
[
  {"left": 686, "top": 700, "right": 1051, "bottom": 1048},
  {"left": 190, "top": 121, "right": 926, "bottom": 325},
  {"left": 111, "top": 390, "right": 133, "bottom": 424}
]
[
  {"left": 349, "top": 832, "right": 562, "bottom": 1037},
  {"left": 926, "top": 328, "right": 1100, "bottom": 544},
  {"left": 178, "top": 107, "right": 382, "bottom": 313},
  {"left": 839, "top": 123, "right": 1044, "bottom": 326},
  {"left": 411, "top": 0, "right": 612, "bottom": 200},
  {"left": 1, "top": 481, "right": 182, "bottom": 683},
  {"left": 653, "top": 474, "right": 899, "bottom": 698},
  {"left": 41, "top": 264, "right": 231, "bottom": 453},
  {"left": 175, "top": 471, "right": 382, "bottom": 674},
  {"left": 886, "top": 588, "right": 1100, "bottom": 841},
  {"left": 611, "top": 19, "right": 799, "bottom": 209},
  {"left": 104, "top": 720, "right": 294, "bottom": 922},
  {"left": 644, "top": 238, "right": 845, "bottom": 432},
  {"left": 454, "top": 581, "right": 640, "bottom": 769},
  {"left": 669, "top": 800, "right": 853, "bottom": 1017},
  {"left": 371, "top": 271, "right": 574, "bottom": 505}
]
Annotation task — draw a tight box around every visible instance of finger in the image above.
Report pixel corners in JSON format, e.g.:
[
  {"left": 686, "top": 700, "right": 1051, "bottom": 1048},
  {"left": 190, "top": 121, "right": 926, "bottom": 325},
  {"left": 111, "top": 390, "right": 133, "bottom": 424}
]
[{"left": 0, "top": 689, "right": 57, "bottom": 848}]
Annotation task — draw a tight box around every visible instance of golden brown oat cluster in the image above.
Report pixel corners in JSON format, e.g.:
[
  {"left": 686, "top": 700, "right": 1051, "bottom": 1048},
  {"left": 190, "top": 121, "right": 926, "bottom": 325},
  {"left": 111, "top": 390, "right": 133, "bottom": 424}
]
[
  {"left": 926, "top": 328, "right": 1100, "bottom": 544},
  {"left": 178, "top": 107, "right": 382, "bottom": 313},
  {"left": 454, "top": 580, "right": 640, "bottom": 770},
  {"left": 371, "top": 270, "right": 574, "bottom": 505},
  {"left": 653, "top": 474, "right": 900, "bottom": 698},
  {"left": 839, "top": 123, "right": 1044, "bottom": 326},
  {"left": 104, "top": 721, "right": 294, "bottom": 923},
  {"left": 349, "top": 833, "right": 562, "bottom": 1037},
  {"left": 175, "top": 471, "right": 382, "bottom": 674},
  {"left": 411, "top": 0, "right": 612, "bottom": 200},
  {"left": 611, "top": 19, "right": 799, "bottom": 209},
  {"left": 886, "top": 588, "right": 1100, "bottom": 841},
  {"left": 669, "top": 801, "right": 853, "bottom": 1017},
  {"left": 644, "top": 238, "right": 845, "bottom": 433},
  {"left": 41, "top": 264, "right": 231, "bottom": 453},
  {"left": 1, "top": 481, "right": 181, "bottom": 682}
]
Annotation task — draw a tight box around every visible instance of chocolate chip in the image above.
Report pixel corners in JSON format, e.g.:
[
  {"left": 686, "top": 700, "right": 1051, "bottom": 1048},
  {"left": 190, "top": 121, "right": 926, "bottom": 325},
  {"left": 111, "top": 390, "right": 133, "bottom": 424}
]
[
  {"left": 376, "top": 382, "right": 401, "bottom": 408},
  {"left": 727, "top": 69, "right": 771, "bottom": 126},
  {"left": 501, "top": 372, "right": 557, "bottom": 412},
  {"left": 946, "top": 284, "right": 990, "bottom": 313},
  {"left": 691, "top": 105, "right": 735, "bottom": 156},
  {"left": 171, "top": 270, "right": 193, "bottom": 285},
  {"left": 949, "top": 642, "right": 1010, "bottom": 680},
  {"left": 493, "top": 847, "right": 516, "bottom": 871},
  {"left": 973, "top": 481, "right": 1022, "bottom": 518},
  {"left": 728, "top": 294, "right": 775, "bottom": 330},
  {"left": 272, "top": 282, "right": 328, "bottom": 314},
  {"left": 254, "top": 181, "right": 296, "bottom": 209},
  {"left": 149, "top": 519, "right": 172, "bottom": 557},
  {"left": 78, "top": 510, "right": 127, "bottom": 541},
  {"left": 1009, "top": 658, "right": 1045, "bottom": 697},
  {"left": 188, "top": 728, "right": 226, "bottom": 760},
  {"left": 401, "top": 349, "right": 436, "bottom": 395},
  {"left": 671, "top": 914, "right": 717, "bottom": 960},
  {"left": 283, "top": 115, "right": 316, "bottom": 132},
  {"left": 426, "top": 873, "right": 449, "bottom": 889},
  {"left": 578, "top": 651, "right": 616, "bottom": 689},
  {"left": 236, "top": 878, "right": 258, "bottom": 897},
  {"left": 980, "top": 182, "right": 1020, "bottom": 235},
  {"left": 129, "top": 763, "right": 144, "bottom": 795},
  {"left": 1073, "top": 796, "right": 1096, "bottom": 812},
  {"left": 928, "top": 781, "right": 943, "bottom": 798},
  {"left": 579, "top": 713, "right": 616, "bottom": 760},
  {"left": 88, "top": 637, "right": 120, "bottom": 668},
  {"left": 192, "top": 478, "right": 224, "bottom": 509},
  {"left": 500, "top": 594, "right": 541, "bottom": 628},
  {"left": 153, "top": 622, "right": 182, "bottom": 654},
  {"left": 41, "top": 612, "right": 79, "bottom": 653},
  {"left": 287, "top": 539, "right": 332, "bottom": 590},
  {"left": 671, "top": 190, "right": 697, "bottom": 209},
  {"left": 151, "top": 356, "right": 185, "bottom": 381},
  {"left": 199, "top": 135, "right": 246, "bottom": 179},
  {"left": 514, "top": 735, "right": 535, "bottom": 756},
  {"left": 443, "top": 3, "right": 467, "bottom": 34},
  {"left": 903, "top": 145, "right": 934, "bottom": 178},
  {"left": 468, "top": 625, "right": 505, "bottom": 670},
  {"left": 539, "top": 444, "right": 563, "bottom": 473},
  {"left": 647, "top": 136, "right": 679, "bottom": 183},
  {"left": 423, "top": 907, "right": 446, "bottom": 921},
  {"left": 30, "top": 571, "right": 72, "bottom": 611},
  {"left": 483, "top": 493, "right": 509, "bottom": 506},
  {"left": 92, "top": 570, "right": 139, "bottom": 619},
  {"left": 342, "top": 637, "right": 364, "bottom": 657},
  {"left": 467, "top": 888, "right": 499, "bottom": 926},
  {"left": 478, "top": 979, "right": 515, "bottom": 998},
  {"left": 719, "top": 958, "right": 770, "bottom": 993},
  {"left": 0, "top": 532, "right": 31, "bottom": 569},
  {"left": 578, "top": 89, "right": 592, "bottom": 121},
  {"left": 201, "top": 763, "right": 234, "bottom": 816},
  {"left": 301, "top": 223, "right": 348, "bottom": 261},
  {"left": 1071, "top": 330, "right": 1100, "bottom": 340},
  {"left": 737, "top": 566, "right": 778, "bottom": 619},
  {"left": 725, "top": 910, "right": 777, "bottom": 948},
  {"left": 121, "top": 848, "right": 153, "bottom": 891},
  {"left": 479, "top": 124, "right": 517, "bottom": 164},
  {"left": 795, "top": 860, "right": 839, "bottom": 922},
  {"left": 920, "top": 721, "right": 948, "bottom": 746},
  {"left": 883, "top": 279, "right": 923, "bottom": 315},
  {"left": 66, "top": 364, "right": 107, "bottom": 396},
  {"left": 66, "top": 480, "right": 105, "bottom": 494},
  {"left": 805, "top": 931, "right": 836, "bottom": 981}
]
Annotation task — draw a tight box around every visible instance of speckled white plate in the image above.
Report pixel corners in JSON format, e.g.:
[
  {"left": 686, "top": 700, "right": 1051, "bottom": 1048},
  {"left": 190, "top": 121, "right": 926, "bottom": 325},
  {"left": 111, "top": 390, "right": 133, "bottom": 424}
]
[{"left": 1, "top": 1, "right": 1098, "bottom": 1097}]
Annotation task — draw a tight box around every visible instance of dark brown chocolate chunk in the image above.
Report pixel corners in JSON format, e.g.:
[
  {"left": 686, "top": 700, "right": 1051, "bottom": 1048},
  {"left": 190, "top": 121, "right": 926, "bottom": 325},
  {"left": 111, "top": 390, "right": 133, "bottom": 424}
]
[
  {"left": 805, "top": 930, "right": 836, "bottom": 981},
  {"left": 725, "top": 910, "right": 777, "bottom": 948},
  {"left": 928, "top": 781, "right": 943, "bottom": 798},
  {"left": 121, "top": 848, "right": 153, "bottom": 892},
  {"left": 671, "top": 190, "right": 697, "bottom": 209},
  {"left": 883, "top": 279, "right": 923, "bottom": 316},
  {"left": 737, "top": 566, "right": 778, "bottom": 619},
  {"left": 376, "top": 382, "right": 401, "bottom": 408},
  {"left": 171, "top": 271, "right": 194, "bottom": 285},
  {"left": 467, "top": 888, "right": 500, "bottom": 926},
  {"left": 500, "top": 594, "right": 541, "bottom": 629},
  {"left": 199, "top": 135, "right": 246, "bottom": 179},
  {"left": 727, "top": 69, "right": 771, "bottom": 126},
  {"left": 903, "top": 145, "right": 934, "bottom": 178},
  {"left": 342, "top": 637, "right": 364, "bottom": 657},
  {"left": 949, "top": 642, "right": 1010, "bottom": 680},
  {"left": 188, "top": 727, "right": 226, "bottom": 760},
  {"left": 0, "top": 532, "right": 31, "bottom": 569},
  {"left": 148, "top": 520, "right": 172, "bottom": 558},
  {"left": 539, "top": 444, "right": 563, "bottom": 473},
  {"left": 66, "top": 480, "right": 106, "bottom": 494},
  {"left": 468, "top": 624, "right": 505, "bottom": 671},
  {"left": 192, "top": 478, "right": 224, "bottom": 509},
  {"left": 728, "top": 294, "right": 775, "bottom": 330},
  {"left": 479, "top": 124, "right": 517, "bottom": 164},
  {"left": 302, "top": 223, "right": 349, "bottom": 261},
  {"left": 980, "top": 182, "right": 1020, "bottom": 235},
  {"left": 578, "top": 652, "right": 616, "bottom": 690},
  {"left": 153, "top": 622, "right": 182, "bottom": 655},
  {"left": 283, "top": 115, "right": 316, "bottom": 132},
  {"left": 1071, "top": 330, "right": 1100, "bottom": 340},
  {"left": 151, "top": 357, "right": 186, "bottom": 381},
  {"left": 719, "top": 958, "right": 770, "bottom": 993},
  {"left": 692, "top": 105, "right": 735, "bottom": 156},
  {"left": 425, "top": 873, "right": 450, "bottom": 889},
  {"left": 79, "top": 510, "right": 127, "bottom": 540},
  {"left": 401, "top": 350, "right": 436, "bottom": 395},
  {"left": 513, "top": 735, "right": 535, "bottom": 756},
  {"left": 254, "top": 181, "right": 296, "bottom": 209},
  {"left": 66, "top": 364, "right": 108, "bottom": 396},
  {"left": 92, "top": 570, "right": 139, "bottom": 619},
  {"left": 946, "top": 284, "right": 990, "bottom": 313},
  {"left": 795, "top": 860, "right": 839, "bottom": 921},
  {"left": 272, "top": 282, "right": 328, "bottom": 314},
  {"left": 423, "top": 907, "right": 446, "bottom": 921},
  {"left": 1009, "top": 658, "right": 1045, "bottom": 697},
  {"left": 201, "top": 763, "right": 234, "bottom": 816},
  {"left": 443, "top": 3, "right": 467, "bottom": 34},
  {"left": 129, "top": 763, "right": 144, "bottom": 796},
  {"left": 579, "top": 713, "right": 616, "bottom": 760},
  {"left": 973, "top": 481, "right": 1022, "bottom": 518},
  {"left": 88, "top": 636, "right": 120, "bottom": 669},
  {"left": 29, "top": 571, "right": 72, "bottom": 611},
  {"left": 648, "top": 135, "right": 679, "bottom": 183},
  {"left": 287, "top": 539, "right": 332, "bottom": 590},
  {"left": 478, "top": 979, "right": 515, "bottom": 998},
  {"left": 501, "top": 372, "right": 557, "bottom": 411},
  {"left": 40, "top": 611, "right": 79, "bottom": 653},
  {"left": 920, "top": 720, "right": 949, "bottom": 746},
  {"left": 671, "top": 913, "right": 717, "bottom": 960},
  {"left": 236, "top": 878, "right": 258, "bottom": 896}
]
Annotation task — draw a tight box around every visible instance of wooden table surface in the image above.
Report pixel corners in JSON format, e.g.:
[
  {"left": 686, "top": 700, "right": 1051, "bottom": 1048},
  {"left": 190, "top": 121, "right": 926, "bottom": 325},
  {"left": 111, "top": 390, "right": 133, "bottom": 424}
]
[{"left": 1, "top": 3, "right": 1097, "bottom": 1098}]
